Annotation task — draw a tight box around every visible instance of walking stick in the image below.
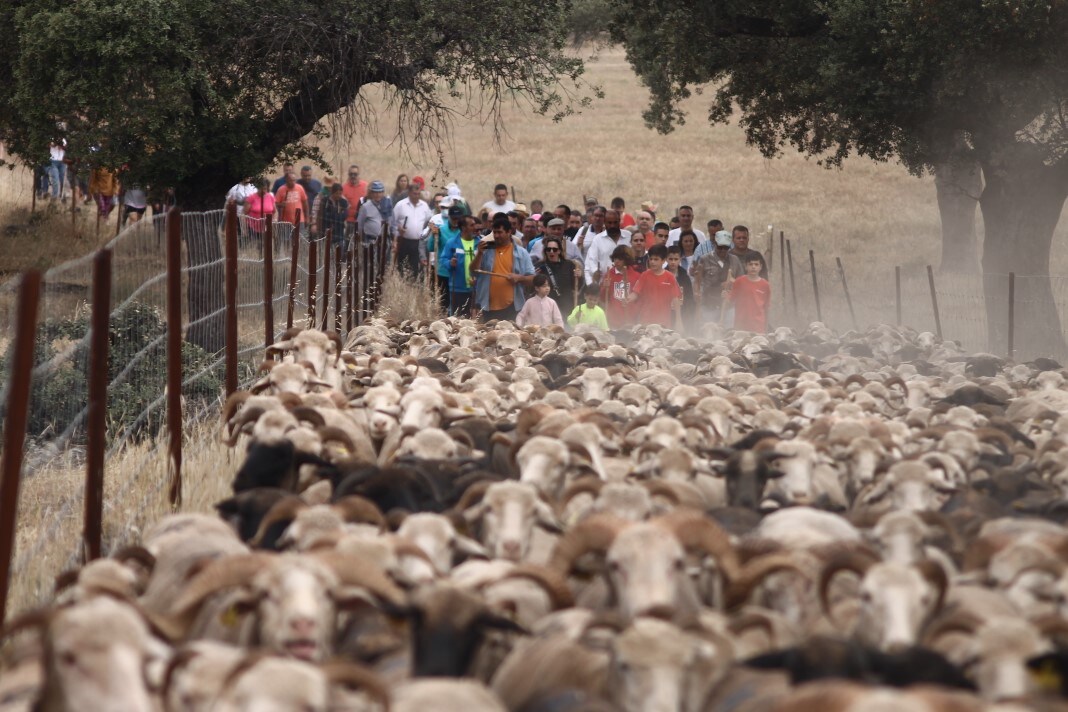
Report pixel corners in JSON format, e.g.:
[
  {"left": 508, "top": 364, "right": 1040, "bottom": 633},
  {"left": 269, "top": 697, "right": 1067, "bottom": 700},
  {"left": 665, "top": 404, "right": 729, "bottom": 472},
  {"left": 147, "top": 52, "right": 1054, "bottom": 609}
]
[{"left": 719, "top": 269, "right": 734, "bottom": 326}]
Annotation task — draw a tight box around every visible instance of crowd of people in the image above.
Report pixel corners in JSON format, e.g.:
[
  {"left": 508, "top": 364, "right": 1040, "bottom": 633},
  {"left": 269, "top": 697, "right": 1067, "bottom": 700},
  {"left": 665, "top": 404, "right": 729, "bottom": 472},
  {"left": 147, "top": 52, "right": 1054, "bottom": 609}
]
[{"left": 227, "top": 166, "right": 774, "bottom": 334}]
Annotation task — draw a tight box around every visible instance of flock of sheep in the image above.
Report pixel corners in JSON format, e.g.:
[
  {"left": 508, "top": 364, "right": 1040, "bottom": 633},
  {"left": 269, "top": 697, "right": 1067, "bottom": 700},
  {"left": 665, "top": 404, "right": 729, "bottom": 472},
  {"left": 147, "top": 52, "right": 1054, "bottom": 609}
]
[{"left": 5, "top": 319, "right": 1068, "bottom": 710}]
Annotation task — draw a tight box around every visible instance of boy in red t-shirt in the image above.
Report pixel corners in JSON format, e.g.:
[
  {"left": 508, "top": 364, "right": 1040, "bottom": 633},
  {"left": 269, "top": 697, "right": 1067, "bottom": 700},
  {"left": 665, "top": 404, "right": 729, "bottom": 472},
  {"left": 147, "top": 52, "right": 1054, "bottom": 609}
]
[
  {"left": 627, "top": 244, "right": 682, "bottom": 328},
  {"left": 724, "top": 257, "right": 771, "bottom": 332}
]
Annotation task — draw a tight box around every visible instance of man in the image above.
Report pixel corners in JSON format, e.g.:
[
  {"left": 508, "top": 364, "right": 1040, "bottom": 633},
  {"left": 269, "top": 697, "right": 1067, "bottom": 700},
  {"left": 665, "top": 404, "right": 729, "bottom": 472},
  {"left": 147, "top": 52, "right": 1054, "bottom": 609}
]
[
  {"left": 357, "top": 180, "right": 391, "bottom": 244},
  {"left": 225, "top": 177, "right": 256, "bottom": 222},
  {"left": 610, "top": 196, "right": 636, "bottom": 230},
  {"left": 440, "top": 215, "right": 479, "bottom": 317},
  {"left": 631, "top": 231, "right": 649, "bottom": 272},
  {"left": 729, "top": 224, "right": 768, "bottom": 279},
  {"left": 271, "top": 162, "right": 294, "bottom": 192},
  {"left": 584, "top": 209, "right": 632, "bottom": 284},
  {"left": 693, "top": 230, "right": 744, "bottom": 325},
  {"left": 529, "top": 217, "right": 582, "bottom": 262},
  {"left": 667, "top": 205, "right": 707, "bottom": 246},
  {"left": 297, "top": 165, "right": 322, "bottom": 199},
  {"left": 392, "top": 182, "right": 433, "bottom": 277},
  {"left": 474, "top": 214, "right": 535, "bottom": 321},
  {"left": 426, "top": 202, "right": 464, "bottom": 314},
  {"left": 566, "top": 212, "right": 583, "bottom": 234},
  {"left": 631, "top": 210, "right": 655, "bottom": 246},
  {"left": 342, "top": 165, "right": 368, "bottom": 236},
  {"left": 481, "top": 183, "right": 515, "bottom": 218},
  {"left": 318, "top": 183, "right": 349, "bottom": 250},
  {"left": 572, "top": 205, "right": 605, "bottom": 259},
  {"left": 652, "top": 222, "right": 670, "bottom": 247},
  {"left": 693, "top": 219, "right": 726, "bottom": 259},
  {"left": 553, "top": 204, "right": 571, "bottom": 222},
  {"left": 275, "top": 171, "right": 309, "bottom": 230},
  {"left": 522, "top": 217, "right": 540, "bottom": 251}
]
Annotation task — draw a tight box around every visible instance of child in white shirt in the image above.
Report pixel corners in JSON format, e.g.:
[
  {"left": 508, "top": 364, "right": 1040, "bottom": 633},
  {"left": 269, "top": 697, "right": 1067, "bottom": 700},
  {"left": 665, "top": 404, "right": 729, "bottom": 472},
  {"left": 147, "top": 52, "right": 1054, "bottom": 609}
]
[{"left": 516, "top": 274, "right": 564, "bottom": 327}]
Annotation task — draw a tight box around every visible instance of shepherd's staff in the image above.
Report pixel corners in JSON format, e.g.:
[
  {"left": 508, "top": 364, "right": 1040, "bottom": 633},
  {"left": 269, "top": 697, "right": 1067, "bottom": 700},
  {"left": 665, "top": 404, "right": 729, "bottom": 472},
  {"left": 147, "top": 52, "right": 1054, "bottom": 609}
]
[
  {"left": 472, "top": 269, "right": 513, "bottom": 280},
  {"left": 719, "top": 269, "right": 734, "bottom": 326}
]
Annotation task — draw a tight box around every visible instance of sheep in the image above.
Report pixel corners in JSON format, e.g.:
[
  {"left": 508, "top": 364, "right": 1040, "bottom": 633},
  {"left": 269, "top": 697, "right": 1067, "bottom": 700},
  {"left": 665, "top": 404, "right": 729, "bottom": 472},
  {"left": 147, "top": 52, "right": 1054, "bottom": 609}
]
[
  {"left": 396, "top": 512, "right": 489, "bottom": 575},
  {"left": 457, "top": 480, "right": 564, "bottom": 562},
  {"left": 393, "top": 679, "right": 506, "bottom": 712},
  {"left": 211, "top": 654, "right": 389, "bottom": 712}
]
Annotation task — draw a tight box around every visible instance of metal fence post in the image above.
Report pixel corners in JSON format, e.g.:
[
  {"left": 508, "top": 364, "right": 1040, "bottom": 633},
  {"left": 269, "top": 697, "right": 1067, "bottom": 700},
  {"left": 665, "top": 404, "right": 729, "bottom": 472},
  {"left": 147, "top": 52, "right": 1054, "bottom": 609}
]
[
  {"left": 166, "top": 208, "right": 183, "bottom": 508},
  {"left": 780, "top": 231, "right": 786, "bottom": 310},
  {"left": 347, "top": 238, "right": 355, "bottom": 330},
  {"left": 809, "top": 249, "right": 822, "bottom": 323},
  {"left": 786, "top": 239, "right": 798, "bottom": 317},
  {"left": 927, "top": 265, "right": 943, "bottom": 341},
  {"left": 287, "top": 225, "right": 299, "bottom": 330},
  {"left": 836, "top": 257, "right": 858, "bottom": 331},
  {"left": 0, "top": 270, "right": 42, "bottom": 625},
  {"left": 334, "top": 245, "right": 342, "bottom": 333},
  {"left": 1008, "top": 271, "right": 1016, "bottom": 359},
  {"left": 320, "top": 234, "right": 331, "bottom": 332},
  {"left": 264, "top": 214, "right": 275, "bottom": 350},
  {"left": 224, "top": 202, "right": 239, "bottom": 397},
  {"left": 84, "top": 250, "right": 111, "bottom": 562}
]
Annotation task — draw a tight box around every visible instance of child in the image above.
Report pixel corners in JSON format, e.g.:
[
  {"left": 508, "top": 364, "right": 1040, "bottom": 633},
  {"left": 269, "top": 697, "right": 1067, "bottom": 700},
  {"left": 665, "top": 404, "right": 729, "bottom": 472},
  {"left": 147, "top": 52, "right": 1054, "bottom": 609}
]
[
  {"left": 723, "top": 257, "right": 771, "bottom": 332},
  {"left": 628, "top": 244, "right": 681, "bottom": 328},
  {"left": 600, "top": 245, "right": 642, "bottom": 328},
  {"left": 516, "top": 274, "right": 565, "bottom": 327},
  {"left": 568, "top": 284, "right": 609, "bottom": 330},
  {"left": 665, "top": 245, "right": 695, "bottom": 330}
]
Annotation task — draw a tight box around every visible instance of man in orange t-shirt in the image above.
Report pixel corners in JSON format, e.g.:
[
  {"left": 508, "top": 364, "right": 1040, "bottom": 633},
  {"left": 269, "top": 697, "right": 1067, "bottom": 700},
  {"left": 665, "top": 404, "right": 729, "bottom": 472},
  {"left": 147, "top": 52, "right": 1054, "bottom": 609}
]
[
  {"left": 724, "top": 256, "right": 771, "bottom": 332},
  {"left": 473, "top": 214, "right": 535, "bottom": 321},
  {"left": 628, "top": 244, "right": 681, "bottom": 328},
  {"left": 342, "top": 164, "right": 369, "bottom": 229},
  {"left": 275, "top": 172, "right": 309, "bottom": 227}
]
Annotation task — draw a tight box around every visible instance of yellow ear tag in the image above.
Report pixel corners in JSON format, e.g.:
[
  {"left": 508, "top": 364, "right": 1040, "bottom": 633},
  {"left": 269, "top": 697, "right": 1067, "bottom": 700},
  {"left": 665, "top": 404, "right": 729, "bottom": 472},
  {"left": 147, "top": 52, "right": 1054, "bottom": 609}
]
[
  {"left": 220, "top": 605, "right": 241, "bottom": 628},
  {"left": 337, "top": 447, "right": 350, "bottom": 456}
]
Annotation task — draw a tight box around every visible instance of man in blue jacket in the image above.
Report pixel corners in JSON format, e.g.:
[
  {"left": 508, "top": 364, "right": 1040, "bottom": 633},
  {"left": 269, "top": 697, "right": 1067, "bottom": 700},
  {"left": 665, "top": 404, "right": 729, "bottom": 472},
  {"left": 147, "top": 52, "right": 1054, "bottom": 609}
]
[
  {"left": 473, "top": 214, "right": 535, "bottom": 322},
  {"left": 439, "top": 215, "right": 478, "bottom": 317}
]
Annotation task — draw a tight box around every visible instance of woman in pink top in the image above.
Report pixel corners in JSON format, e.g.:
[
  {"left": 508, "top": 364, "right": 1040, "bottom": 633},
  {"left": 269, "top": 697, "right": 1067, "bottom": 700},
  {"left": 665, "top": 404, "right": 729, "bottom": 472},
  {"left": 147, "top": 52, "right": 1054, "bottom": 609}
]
[
  {"left": 516, "top": 274, "right": 564, "bottom": 327},
  {"left": 243, "top": 178, "right": 276, "bottom": 243}
]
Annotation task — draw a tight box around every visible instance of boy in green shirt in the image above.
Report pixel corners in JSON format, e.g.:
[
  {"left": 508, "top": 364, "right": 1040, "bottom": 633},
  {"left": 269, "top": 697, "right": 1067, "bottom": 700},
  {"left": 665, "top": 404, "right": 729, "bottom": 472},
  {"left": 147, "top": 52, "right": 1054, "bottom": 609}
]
[{"left": 567, "top": 285, "right": 609, "bottom": 330}]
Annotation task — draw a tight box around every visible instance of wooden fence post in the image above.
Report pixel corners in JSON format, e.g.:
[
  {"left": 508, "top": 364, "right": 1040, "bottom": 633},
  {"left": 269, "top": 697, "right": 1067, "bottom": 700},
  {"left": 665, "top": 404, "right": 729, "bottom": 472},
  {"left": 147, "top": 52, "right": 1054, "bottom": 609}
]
[
  {"left": 334, "top": 245, "right": 342, "bottom": 333},
  {"left": 780, "top": 231, "right": 786, "bottom": 310},
  {"left": 166, "top": 208, "right": 183, "bottom": 509},
  {"left": 926, "top": 265, "right": 943, "bottom": 341},
  {"left": 836, "top": 257, "right": 858, "bottom": 331},
  {"left": 263, "top": 215, "right": 275, "bottom": 350},
  {"left": 0, "top": 270, "right": 42, "bottom": 625},
  {"left": 347, "top": 238, "right": 355, "bottom": 331},
  {"left": 84, "top": 250, "right": 111, "bottom": 562},
  {"left": 766, "top": 224, "right": 774, "bottom": 272},
  {"left": 320, "top": 234, "right": 331, "bottom": 331},
  {"left": 287, "top": 224, "right": 299, "bottom": 330},
  {"left": 786, "top": 239, "right": 798, "bottom": 316},
  {"left": 307, "top": 237, "right": 318, "bottom": 327},
  {"left": 895, "top": 266, "right": 902, "bottom": 326},
  {"left": 1007, "top": 271, "right": 1016, "bottom": 359},
  {"left": 224, "top": 202, "right": 239, "bottom": 397},
  {"left": 809, "top": 249, "right": 822, "bottom": 323}
]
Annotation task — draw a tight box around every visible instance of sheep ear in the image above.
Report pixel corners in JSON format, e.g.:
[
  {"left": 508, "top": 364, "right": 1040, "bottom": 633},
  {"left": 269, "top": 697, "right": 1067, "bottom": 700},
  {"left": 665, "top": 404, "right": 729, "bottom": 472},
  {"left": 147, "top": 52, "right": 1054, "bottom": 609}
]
[
  {"left": 534, "top": 500, "right": 565, "bottom": 534},
  {"left": 476, "top": 611, "right": 529, "bottom": 636},
  {"left": 454, "top": 535, "right": 490, "bottom": 560}
]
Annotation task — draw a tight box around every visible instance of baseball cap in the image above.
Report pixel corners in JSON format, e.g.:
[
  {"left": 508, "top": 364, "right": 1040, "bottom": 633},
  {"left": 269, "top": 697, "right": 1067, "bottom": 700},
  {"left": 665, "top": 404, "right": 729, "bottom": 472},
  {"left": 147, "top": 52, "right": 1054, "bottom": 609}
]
[
  {"left": 447, "top": 205, "right": 464, "bottom": 218},
  {"left": 411, "top": 175, "right": 425, "bottom": 189},
  {"left": 531, "top": 213, "right": 542, "bottom": 222},
  {"left": 714, "top": 230, "right": 733, "bottom": 247},
  {"left": 547, "top": 218, "right": 565, "bottom": 227},
  {"left": 369, "top": 180, "right": 385, "bottom": 192}
]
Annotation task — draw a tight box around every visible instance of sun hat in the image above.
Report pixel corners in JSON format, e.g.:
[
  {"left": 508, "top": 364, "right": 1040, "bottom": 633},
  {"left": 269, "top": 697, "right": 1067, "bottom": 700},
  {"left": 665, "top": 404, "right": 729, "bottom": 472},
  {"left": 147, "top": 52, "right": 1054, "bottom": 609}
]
[
  {"left": 369, "top": 180, "right": 385, "bottom": 193},
  {"left": 514, "top": 203, "right": 529, "bottom": 215},
  {"left": 714, "top": 230, "right": 733, "bottom": 247}
]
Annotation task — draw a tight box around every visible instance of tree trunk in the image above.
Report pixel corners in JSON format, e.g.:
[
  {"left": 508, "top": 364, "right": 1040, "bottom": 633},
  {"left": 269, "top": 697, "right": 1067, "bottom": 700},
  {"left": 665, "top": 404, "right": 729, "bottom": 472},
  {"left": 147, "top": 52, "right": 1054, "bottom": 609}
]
[
  {"left": 175, "top": 167, "right": 233, "bottom": 354},
  {"left": 934, "top": 155, "right": 981, "bottom": 273},
  {"left": 977, "top": 146, "right": 1068, "bottom": 359}
]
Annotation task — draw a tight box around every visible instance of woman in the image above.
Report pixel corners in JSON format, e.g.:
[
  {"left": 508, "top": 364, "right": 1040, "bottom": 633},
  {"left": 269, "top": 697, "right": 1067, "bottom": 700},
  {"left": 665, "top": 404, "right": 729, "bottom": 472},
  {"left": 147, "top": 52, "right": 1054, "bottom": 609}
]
[
  {"left": 244, "top": 178, "right": 276, "bottom": 244},
  {"left": 535, "top": 237, "right": 581, "bottom": 318},
  {"left": 679, "top": 231, "right": 699, "bottom": 272},
  {"left": 390, "top": 174, "right": 410, "bottom": 206}
]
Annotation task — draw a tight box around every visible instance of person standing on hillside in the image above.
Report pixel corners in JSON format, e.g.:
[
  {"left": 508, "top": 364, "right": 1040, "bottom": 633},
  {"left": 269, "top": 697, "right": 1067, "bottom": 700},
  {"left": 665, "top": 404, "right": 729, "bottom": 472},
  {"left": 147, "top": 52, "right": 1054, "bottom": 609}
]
[
  {"left": 275, "top": 172, "right": 310, "bottom": 233},
  {"left": 535, "top": 235, "right": 581, "bottom": 317},
  {"left": 529, "top": 217, "right": 582, "bottom": 262},
  {"left": 572, "top": 205, "right": 604, "bottom": 259},
  {"left": 441, "top": 214, "right": 479, "bottom": 316},
  {"left": 319, "top": 183, "right": 349, "bottom": 250},
  {"left": 723, "top": 256, "right": 771, "bottom": 333},
  {"left": 729, "top": 225, "right": 768, "bottom": 279},
  {"left": 426, "top": 202, "right": 464, "bottom": 314},
  {"left": 244, "top": 178, "right": 275, "bottom": 244},
  {"left": 630, "top": 231, "right": 649, "bottom": 272},
  {"left": 631, "top": 210, "right": 655, "bottom": 247},
  {"left": 627, "top": 244, "right": 682, "bottom": 328},
  {"left": 693, "top": 219, "right": 726, "bottom": 259},
  {"left": 297, "top": 166, "right": 322, "bottom": 199},
  {"left": 271, "top": 163, "right": 294, "bottom": 192},
  {"left": 610, "top": 197, "right": 636, "bottom": 230},
  {"left": 482, "top": 183, "right": 516, "bottom": 218},
  {"left": 653, "top": 222, "right": 670, "bottom": 247},
  {"left": 473, "top": 214, "right": 535, "bottom": 322},
  {"left": 91, "top": 167, "right": 120, "bottom": 220},
  {"left": 666, "top": 205, "right": 707, "bottom": 246},
  {"left": 392, "top": 182, "right": 433, "bottom": 277},
  {"left": 693, "top": 230, "right": 744, "bottom": 325},
  {"left": 357, "top": 180, "right": 392, "bottom": 245}
]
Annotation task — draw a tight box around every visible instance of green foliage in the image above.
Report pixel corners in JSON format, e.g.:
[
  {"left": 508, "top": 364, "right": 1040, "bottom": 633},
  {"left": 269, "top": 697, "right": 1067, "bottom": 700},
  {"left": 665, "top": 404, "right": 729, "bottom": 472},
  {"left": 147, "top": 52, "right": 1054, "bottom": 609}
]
[
  {"left": 0, "top": 0, "right": 591, "bottom": 208},
  {"left": 609, "top": 0, "right": 1068, "bottom": 173},
  {"left": 0, "top": 302, "right": 222, "bottom": 444}
]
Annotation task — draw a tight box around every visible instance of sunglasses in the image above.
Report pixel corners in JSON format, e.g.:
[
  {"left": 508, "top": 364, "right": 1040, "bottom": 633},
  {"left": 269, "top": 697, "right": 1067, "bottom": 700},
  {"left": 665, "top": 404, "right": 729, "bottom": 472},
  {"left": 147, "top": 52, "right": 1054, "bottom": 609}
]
[{"left": 545, "top": 247, "right": 561, "bottom": 253}]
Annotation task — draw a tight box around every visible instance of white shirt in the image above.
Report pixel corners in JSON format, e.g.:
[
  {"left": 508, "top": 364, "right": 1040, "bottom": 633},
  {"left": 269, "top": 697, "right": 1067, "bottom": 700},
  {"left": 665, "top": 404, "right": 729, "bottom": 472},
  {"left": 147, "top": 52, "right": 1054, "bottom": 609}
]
[
  {"left": 49, "top": 142, "right": 65, "bottom": 162},
  {"left": 667, "top": 227, "right": 708, "bottom": 247},
  {"left": 584, "top": 230, "right": 633, "bottom": 284},
  {"left": 392, "top": 198, "right": 433, "bottom": 240},
  {"left": 226, "top": 182, "right": 257, "bottom": 216},
  {"left": 481, "top": 199, "right": 515, "bottom": 217}
]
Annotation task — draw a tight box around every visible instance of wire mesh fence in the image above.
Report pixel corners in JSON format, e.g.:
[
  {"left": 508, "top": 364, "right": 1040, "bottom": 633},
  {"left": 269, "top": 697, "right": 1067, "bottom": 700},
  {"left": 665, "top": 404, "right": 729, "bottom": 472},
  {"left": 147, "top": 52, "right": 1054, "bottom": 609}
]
[{"left": 0, "top": 207, "right": 396, "bottom": 618}]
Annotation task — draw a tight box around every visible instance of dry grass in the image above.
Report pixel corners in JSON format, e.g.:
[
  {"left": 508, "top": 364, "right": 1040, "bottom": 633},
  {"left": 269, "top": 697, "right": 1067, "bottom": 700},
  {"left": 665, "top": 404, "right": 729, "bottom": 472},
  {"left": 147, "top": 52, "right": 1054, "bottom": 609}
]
[
  {"left": 7, "top": 417, "right": 234, "bottom": 617},
  {"left": 375, "top": 265, "right": 444, "bottom": 323}
]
